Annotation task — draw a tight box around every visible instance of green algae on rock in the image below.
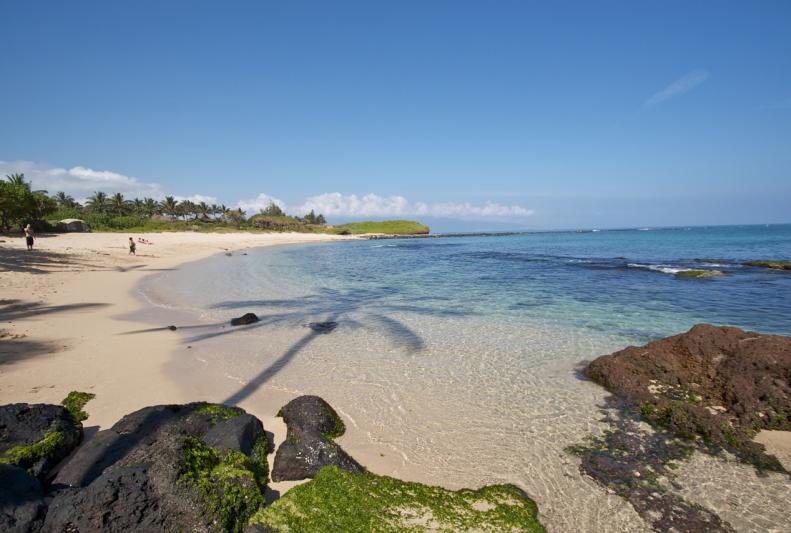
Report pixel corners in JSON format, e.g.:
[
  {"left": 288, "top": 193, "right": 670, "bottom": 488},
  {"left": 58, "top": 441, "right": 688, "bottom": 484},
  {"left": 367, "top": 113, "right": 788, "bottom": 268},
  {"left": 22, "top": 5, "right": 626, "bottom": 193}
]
[
  {"left": 179, "top": 436, "right": 267, "bottom": 533},
  {"left": 250, "top": 465, "right": 546, "bottom": 532},
  {"left": 744, "top": 260, "right": 791, "bottom": 270},
  {"left": 675, "top": 269, "right": 725, "bottom": 278},
  {"left": 0, "top": 431, "right": 66, "bottom": 467},
  {"left": 194, "top": 402, "right": 245, "bottom": 424},
  {"left": 61, "top": 390, "right": 96, "bottom": 425}
]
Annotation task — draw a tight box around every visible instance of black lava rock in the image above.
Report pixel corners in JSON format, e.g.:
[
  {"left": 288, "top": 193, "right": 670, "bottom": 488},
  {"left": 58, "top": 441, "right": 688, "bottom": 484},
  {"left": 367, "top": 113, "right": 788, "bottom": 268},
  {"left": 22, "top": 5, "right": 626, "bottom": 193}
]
[{"left": 231, "top": 313, "right": 259, "bottom": 326}]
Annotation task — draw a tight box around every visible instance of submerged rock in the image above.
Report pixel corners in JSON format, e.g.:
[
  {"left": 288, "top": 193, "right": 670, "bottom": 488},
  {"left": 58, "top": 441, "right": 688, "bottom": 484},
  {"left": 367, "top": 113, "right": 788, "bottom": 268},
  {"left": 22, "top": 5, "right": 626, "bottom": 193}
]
[
  {"left": 0, "top": 403, "right": 82, "bottom": 481},
  {"left": 272, "top": 396, "right": 362, "bottom": 482},
  {"left": 675, "top": 269, "right": 725, "bottom": 278},
  {"left": 231, "top": 313, "right": 259, "bottom": 326},
  {"left": 744, "top": 259, "right": 791, "bottom": 271},
  {"left": 585, "top": 324, "right": 791, "bottom": 470},
  {"left": 306, "top": 321, "right": 338, "bottom": 334}
]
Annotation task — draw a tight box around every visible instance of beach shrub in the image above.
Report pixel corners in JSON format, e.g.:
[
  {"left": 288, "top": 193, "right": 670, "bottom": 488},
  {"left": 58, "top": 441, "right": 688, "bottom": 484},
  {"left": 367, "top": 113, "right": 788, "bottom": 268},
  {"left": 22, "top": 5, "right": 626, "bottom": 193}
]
[{"left": 250, "top": 465, "right": 546, "bottom": 532}]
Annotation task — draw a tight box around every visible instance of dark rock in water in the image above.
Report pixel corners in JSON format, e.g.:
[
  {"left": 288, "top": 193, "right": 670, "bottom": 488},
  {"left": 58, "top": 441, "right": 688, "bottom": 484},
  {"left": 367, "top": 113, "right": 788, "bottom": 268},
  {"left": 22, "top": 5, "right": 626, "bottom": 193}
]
[
  {"left": 0, "top": 403, "right": 81, "bottom": 480},
  {"left": 231, "top": 312, "right": 259, "bottom": 326},
  {"left": 306, "top": 321, "right": 338, "bottom": 334},
  {"left": 225, "top": 252, "right": 233, "bottom": 256},
  {"left": 167, "top": 325, "right": 177, "bottom": 331},
  {"left": 272, "top": 396, "right": 362, "bottom": 482},
  {"left": 586, "top": 324, "right": 791, "bottom": 470},
  {"left": 0, "top": 464, "right": 46, "bottom": 533},
  {"left": 203, "top": 413, "right": 265, "bottom": 456},
  {"left": 46, "top": 402, "right": 270, "bottom": 533}
]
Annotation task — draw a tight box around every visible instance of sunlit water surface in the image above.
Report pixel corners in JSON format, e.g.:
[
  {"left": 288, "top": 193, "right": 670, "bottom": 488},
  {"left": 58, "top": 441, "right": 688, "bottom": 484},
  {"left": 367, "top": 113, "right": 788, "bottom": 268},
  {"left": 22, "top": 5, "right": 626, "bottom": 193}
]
[{"left": 141, "top": 225, "right": 791, "bottom": 532}]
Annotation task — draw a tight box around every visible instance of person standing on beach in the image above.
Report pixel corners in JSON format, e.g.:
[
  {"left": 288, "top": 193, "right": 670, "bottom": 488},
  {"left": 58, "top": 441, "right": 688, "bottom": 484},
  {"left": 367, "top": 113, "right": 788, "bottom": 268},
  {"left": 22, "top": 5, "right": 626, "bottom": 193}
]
[
  {"left": 128, "top": 237, "right": 136, "bottom": 255},
  {"left": 23, "top": 224, "right": 35, "bottom": 251}
]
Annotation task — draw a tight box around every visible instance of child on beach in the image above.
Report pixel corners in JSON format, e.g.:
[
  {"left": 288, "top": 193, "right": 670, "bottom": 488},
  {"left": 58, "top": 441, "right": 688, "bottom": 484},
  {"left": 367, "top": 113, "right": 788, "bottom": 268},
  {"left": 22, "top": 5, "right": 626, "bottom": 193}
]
[
  {"left": 23, "top": 224, "right": 35, "bottom": 251},
  {"left": 128, "top": 237, "right": 136, "bottom": 255}
]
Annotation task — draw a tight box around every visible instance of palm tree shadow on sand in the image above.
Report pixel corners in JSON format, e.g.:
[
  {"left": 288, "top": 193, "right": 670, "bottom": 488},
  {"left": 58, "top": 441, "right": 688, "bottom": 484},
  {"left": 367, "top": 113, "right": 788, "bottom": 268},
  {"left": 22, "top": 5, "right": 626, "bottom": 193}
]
[{"left": 175, "top": 286, "right": 471, "bottom": 406}]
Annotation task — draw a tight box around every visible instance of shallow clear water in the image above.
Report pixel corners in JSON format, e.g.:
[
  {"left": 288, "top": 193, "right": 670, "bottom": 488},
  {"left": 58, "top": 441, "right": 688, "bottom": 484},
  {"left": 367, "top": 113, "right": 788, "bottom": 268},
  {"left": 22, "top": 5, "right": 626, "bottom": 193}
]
[{"left": 141, "top": 224, "right": 791, "bottom": 532}]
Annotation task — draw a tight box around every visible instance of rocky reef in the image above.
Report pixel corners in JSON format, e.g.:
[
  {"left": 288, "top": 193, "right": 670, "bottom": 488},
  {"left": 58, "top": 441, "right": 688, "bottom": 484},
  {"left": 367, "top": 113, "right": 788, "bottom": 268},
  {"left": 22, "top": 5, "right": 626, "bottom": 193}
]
[
  {"left": 586, "top": 323, "right": 790, "bottom": 469},
  {"left": 0, "top": 394, "right": 546, "bottom": 533},
  {"left": 570, "top": 324, "right": 791, "bottom": 532},
  {"left": 743, "top": 260, "right": 791, "bottom": 271}
]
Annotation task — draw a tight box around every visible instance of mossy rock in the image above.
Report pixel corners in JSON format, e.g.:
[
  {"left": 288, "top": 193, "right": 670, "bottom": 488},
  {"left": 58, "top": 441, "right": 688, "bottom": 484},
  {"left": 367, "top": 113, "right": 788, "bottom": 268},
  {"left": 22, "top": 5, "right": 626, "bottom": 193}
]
[
  {"left": 180, "top": 436, "right": 267, "bottom": 533},
  {"left": 61, "top": 390, "right": 96, "bottom": 425},
  {"left": 675, "top": 270, "right": 725, "bottom": 279},
  {"left": 250, "top": 465, "right": 546, "bottom": 532},
  {"left": 744, "top": 260, "right": 791, "bottom": 271}
]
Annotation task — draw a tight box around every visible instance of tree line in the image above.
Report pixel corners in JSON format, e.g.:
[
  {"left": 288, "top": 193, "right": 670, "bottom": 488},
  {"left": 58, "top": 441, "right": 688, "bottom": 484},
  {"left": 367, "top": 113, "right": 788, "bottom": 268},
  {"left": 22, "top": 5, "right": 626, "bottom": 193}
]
[{"left": 0, "top": 173, "right": 326, "bottom": 231}]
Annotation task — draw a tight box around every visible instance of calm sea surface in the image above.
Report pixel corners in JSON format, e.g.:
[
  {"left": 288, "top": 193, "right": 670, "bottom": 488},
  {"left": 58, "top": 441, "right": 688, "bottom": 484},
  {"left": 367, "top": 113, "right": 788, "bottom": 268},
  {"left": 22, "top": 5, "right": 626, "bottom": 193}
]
[{"left": 141, "top": 224, "right": 791, "bottom": 532}]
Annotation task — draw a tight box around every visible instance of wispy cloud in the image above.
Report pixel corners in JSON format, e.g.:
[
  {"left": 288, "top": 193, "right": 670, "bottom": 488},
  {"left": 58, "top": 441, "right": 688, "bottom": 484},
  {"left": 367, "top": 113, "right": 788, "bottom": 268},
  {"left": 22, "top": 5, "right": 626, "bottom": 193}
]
[
  {"left": 644, "top": 70, "right": 709, "bottom": 108},
  {"left": 758, "top": 97, "right": 791, "bottom": 110},
  {"left": 238, "top": 192, "right": 535, "bottom": 220}
]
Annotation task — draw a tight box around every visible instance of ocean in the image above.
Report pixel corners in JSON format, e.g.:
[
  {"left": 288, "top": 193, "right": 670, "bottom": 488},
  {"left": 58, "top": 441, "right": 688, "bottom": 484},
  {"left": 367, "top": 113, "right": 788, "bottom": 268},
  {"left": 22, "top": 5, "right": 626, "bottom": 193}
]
[{"left": 140, "top": 224, "right": 791, "bottom": 532}]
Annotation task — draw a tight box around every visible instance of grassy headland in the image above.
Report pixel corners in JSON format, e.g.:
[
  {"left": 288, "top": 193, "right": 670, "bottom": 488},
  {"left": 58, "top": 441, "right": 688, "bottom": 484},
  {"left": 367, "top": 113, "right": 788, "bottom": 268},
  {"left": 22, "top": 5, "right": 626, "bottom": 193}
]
[{"left": 331, "top": 220, "right": 430, "bottom": 235}]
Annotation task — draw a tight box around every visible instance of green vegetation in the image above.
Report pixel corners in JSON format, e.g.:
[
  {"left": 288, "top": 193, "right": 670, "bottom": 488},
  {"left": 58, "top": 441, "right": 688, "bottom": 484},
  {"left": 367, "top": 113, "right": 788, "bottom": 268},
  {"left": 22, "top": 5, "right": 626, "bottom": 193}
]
[
  {"left": 675, "top": 270, "right": 725, "bottom": 279},
  {"left": 332, "top": 220, "right": 430, "bottom": 235},
  {"left": 744, "top": 260, "right": 791, "bottom": 271},
  {"left": 0, "top": 431, "right": 65, "bottom": 467},
  {"left": 180, "top": 436, "right": 267, "bottom": 533},
  {"left": 249, "top": 465, "right": 546, "bottom": 532},
  {"left": 0, "top": 173, "right": 57, "bottom": 231},
  {"left": 0, "top": 173, "right": 430, "bottom": 235},
  {"left": 194, "top": 403, "right": 243, "bottom": 424},
  {"left": 61, "top": 391, "right": 96, "bottom": 425}
]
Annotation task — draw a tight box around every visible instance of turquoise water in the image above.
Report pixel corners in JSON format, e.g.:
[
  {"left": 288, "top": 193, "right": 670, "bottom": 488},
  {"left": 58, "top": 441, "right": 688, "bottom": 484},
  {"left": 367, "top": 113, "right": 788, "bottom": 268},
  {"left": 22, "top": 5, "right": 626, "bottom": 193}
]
[
  {"left": 142, "top": 224, "right": 791, "bottom": 532},
  {"left": 170, "top": 224, "right": 791, "bottom": 340}
]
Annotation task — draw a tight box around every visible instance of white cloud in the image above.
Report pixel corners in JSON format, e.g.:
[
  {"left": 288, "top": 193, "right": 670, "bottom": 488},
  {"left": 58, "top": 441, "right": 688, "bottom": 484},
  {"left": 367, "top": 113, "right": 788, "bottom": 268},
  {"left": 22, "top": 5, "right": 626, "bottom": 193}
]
[
  {"left": 0, "top": 160, "right": 164, "bottom": 202},
  {"left": 238, "top": 192, "right": 535, "bottom": 220},
  {"left": 644, "top": 70, "right": 709, "bottom": 108},
  {"left": 174, "top": 194, "right": 218, "bottom": 205},
  {"left": 0, "top": 160, "right": 217, "bottom": 205},
  {"left": 236, "top": 193, "right": 288, "bottom": 213}
]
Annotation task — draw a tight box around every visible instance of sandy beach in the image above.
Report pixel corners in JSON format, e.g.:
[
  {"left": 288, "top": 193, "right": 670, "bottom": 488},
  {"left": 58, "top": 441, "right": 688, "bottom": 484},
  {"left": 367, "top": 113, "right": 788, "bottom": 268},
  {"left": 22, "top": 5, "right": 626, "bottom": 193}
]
[
  {"left": 3, "top": 230, "right": 790, "bottom": 532},
  {"left": 0, "top": 231, "right": 354, "bottom": 486}
]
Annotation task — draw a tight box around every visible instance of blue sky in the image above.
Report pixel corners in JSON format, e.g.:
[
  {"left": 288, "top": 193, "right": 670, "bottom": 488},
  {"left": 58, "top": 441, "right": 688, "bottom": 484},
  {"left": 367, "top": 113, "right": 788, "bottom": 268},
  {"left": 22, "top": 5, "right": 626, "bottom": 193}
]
[{"left": 1, "top": 1, "right": 789, "bottom": 230}]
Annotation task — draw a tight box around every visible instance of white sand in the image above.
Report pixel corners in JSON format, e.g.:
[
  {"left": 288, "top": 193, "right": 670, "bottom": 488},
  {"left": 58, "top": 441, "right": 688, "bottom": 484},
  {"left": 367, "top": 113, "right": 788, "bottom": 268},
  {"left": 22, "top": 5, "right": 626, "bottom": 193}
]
[{"left": 0, "top": 231, "right": 351, "bottom": 468}]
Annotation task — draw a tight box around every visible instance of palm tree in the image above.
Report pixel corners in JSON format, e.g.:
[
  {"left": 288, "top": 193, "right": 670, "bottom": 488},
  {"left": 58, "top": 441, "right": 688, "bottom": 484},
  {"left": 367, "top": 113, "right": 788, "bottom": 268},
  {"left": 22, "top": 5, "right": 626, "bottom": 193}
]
[
  {"left": 219, "top": 204, "right": 230, "bottom": 222},
  {"left": 161, "top": 196, "right": 178, "bottom": 219},
  {"left": 109, "top": 193, "right": 129, "bottom": 216},
  {"left": 143, "top": 197, "right": 159, "bottom": 217},
  {"left": 197, "top": 201, "right": 210, "bottom": 220},
  {"left": 86, "top": 191, "right": 109, "bottom": 214},
  {"left": 179, "top": 200, "right": 197, "bottom": 220},
  {"left": 5, "top": 173, "right": 29, "bottom": 190},
  {"left": 132, "top": 198, "right": 145, "bottom": 216},
  {"left": 53, "top": 191, "right": 77, "bottom": 209}
]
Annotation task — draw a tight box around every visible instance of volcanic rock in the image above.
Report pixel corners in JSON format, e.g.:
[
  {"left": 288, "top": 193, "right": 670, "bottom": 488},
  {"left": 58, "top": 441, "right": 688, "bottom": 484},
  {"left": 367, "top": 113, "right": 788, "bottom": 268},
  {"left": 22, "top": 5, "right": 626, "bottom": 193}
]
[
  {"left": 271, "top": 396, "right": 362, "bottom": 482},
  {"left": 586, "top": 324, "right": 791, "bottom": 468},
  {"left": 231, "top": 313, "right": 259, "bottom": 326}
]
